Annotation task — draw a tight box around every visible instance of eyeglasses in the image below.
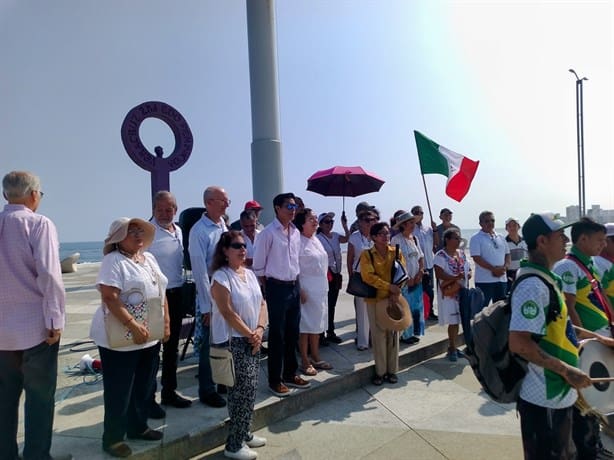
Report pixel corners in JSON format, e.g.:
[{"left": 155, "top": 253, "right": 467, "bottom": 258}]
[
  {"left": 361, "top": 218, "right": 377, "bottom": 223},
  {"left": 490, "top": 234, "right": 499, "bottom": 249},
  {"left": 377, "top": 231, "right": 390, "bottom": 237},
  {"left": 321, "top": 219, "right": 334, "bottom": 224},
  {"left": 229, "top": 242, "right": 247, "bottom": 250},
  {"left": 127, "top": 228, "right": 145, "bottom": 237},
  {"left": 412, "top": 211, "right": 424, "bottom": 215},
  {"left": 33, "top": 190, "right": 44, "bottom": 198},
  {"left": 213, "top": 198, "right": 231, "bottom": 206},
  {"left": 483, "top": 219, "right": 495, "bottom": 223},
  {"left": 284, "top": 203, "right": 298, "bottom": 210}
]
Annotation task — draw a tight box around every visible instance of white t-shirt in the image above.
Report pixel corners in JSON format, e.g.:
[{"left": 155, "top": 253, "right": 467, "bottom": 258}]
[
  {"left": 348, "top": 231, "right": 372, "bottom": 273},
  {"left": 470, "top": 231, "right": 509, "bottom": 283},
  {"left": 505, "top": 236, "right": 528, "bottom": 272},
  {"left": 90, "top": 251, "right": 168, "bottom": 351},
  {"left": 210, "top": 267, "right": 263, "bottom": 344}
]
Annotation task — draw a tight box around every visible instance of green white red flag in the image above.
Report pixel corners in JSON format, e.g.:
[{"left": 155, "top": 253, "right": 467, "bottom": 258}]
[{"left": 414, "top": 130, "right": 479, "bottom": 202}]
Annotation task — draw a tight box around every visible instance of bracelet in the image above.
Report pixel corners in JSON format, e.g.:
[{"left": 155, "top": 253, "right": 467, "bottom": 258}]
[
  {"left": 256, "top": 324, "right": 266, "bottom": 331},
  {"left": 123, "top": 317, "right": 134, "bottom": 326}
]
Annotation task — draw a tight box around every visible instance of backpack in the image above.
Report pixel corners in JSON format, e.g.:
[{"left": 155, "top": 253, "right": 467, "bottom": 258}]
[{"left": 465, "top": 273, "right": 560, "bottom": 404}]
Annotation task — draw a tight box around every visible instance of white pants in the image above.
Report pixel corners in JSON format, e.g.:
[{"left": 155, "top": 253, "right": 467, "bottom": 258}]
[{"left": 354, "top": 296, "right": 370, "bottom": 348}]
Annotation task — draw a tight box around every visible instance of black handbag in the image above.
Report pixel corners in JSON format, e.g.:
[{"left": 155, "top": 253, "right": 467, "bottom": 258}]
[{"left": 346, "top": 251, "right": 376, "bottom": 298}]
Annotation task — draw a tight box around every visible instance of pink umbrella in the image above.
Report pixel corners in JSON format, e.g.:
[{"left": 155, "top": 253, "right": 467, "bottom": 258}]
[{"left": 306, "top": 165, "right": 385, "bottom": 214}]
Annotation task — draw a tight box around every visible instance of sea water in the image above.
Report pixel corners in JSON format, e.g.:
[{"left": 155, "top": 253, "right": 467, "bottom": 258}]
[{"left": 60, "top": 241, "right": 103, "bottom": 263}]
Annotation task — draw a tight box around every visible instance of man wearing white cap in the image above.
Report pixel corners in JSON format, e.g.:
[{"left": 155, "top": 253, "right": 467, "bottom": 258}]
[
  {"left": 504, "top": 217, "right": 528, "bottom": 292},
  {"left": 509, "top": 212, "right": 591, "bottom": 460}
]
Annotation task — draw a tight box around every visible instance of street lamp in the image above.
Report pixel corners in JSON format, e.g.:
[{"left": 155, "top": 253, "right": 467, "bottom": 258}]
[{"left": 569, "top": 69, "right": 588, "bottom": 218}]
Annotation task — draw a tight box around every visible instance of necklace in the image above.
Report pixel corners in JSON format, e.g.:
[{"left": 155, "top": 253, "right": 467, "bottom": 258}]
[{"left": 118, "top": 248, "right": 139, "bottom": 264}]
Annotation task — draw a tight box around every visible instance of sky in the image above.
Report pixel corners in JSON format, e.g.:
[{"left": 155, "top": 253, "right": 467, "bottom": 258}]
[{"left": 1, "top": 0, "right": 612, "bottom": 242}]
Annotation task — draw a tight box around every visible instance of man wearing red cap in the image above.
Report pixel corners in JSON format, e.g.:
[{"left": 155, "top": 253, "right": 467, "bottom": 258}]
[{"left": 230, "top": 200, "right": 264, "bottom": 231}]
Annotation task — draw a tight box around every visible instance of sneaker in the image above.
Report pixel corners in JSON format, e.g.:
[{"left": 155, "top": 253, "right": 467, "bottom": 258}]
[
  {"left": 456, "top": 349, "right": 466, "bottom": 359},
  {"left": 283, "top": 375, "right": 311, "bottom": 389},
  {"left": 224, "top": 444, "right": 258, "bottom": 460},
  {"left": 200, "top": 391, "right": 226, "bottom": 408},
  {"left": 269, "top": 383, "right": 290, "bottom": 397},
  {"left": 446, "top": 349, "right": 458, "bottom": 362},
  {"left": 245, "top": 434, "right": 267, "bottom": 448}
]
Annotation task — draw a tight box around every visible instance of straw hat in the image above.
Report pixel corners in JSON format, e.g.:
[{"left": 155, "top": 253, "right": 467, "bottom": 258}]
[
  {"left": 103, "top": 217, "right": 155, "bottom": 255},
  {"left": 375, "top": 296, "right": 412, "bottom": 331}
]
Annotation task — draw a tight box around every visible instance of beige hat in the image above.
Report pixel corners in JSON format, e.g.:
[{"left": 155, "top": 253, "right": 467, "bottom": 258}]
[
  {"left": 392, "top": 211, "right": 416, "bottom": 230},
  {"left": 103, "top": 217, "right": 155, "bottom": 255},
  {"left": 375, "top": 296, "right": 412, "bottom": 331}
]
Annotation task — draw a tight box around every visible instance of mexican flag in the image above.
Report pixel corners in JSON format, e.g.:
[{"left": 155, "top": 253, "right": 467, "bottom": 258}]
[{"left": 414, "top": 130, "right": 479, "bottom": 202}]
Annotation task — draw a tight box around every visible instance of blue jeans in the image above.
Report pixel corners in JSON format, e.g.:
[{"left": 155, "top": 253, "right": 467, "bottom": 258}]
[
  {"left": 475, "top": 282, "right": 507, "bottom": 308},
  {"left": 0, "top": 341, "right": 59, "bottom": 460}
]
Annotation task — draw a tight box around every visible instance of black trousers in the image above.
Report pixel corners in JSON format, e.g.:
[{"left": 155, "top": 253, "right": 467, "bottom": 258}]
[
  {"left": 161, "top": 287, "right": 184, "bottom": 398},
  {"left": 0, "top": 341, "right": 59, "bottom": 460},
  {"left": 99, "top": 343, "right": 160, "bottom": 448},
  {"left": 517, "top": 397, "right": 576, "bottom": 460},
  {"left": 265, "top": 279, "right": 300, "bottom": 387},
  {"left": 327, "top": 272, "right": 342, "bottom": 335},
  {"left": 572, "top": 406, "right": 601, "bottom": 460}
]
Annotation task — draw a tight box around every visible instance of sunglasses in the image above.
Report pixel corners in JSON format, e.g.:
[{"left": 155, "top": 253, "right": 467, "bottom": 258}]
[
  {"left": 284, "top": 203, "right": 298, "bottom": 210},
  {"left": 377, "top": 231, "right": 390, "bottom": 237},
  {"left": 321, "top": 219, "right": 334, "bottom": 224},
  {"left": 361, "top": 218, "right": 377, "bottom": 223},
  {"left": 229, "top": 242, "right": 247, "bottom": 250},
  {"left": 412, "top": 211, "right": 423, "bottom": 215}
]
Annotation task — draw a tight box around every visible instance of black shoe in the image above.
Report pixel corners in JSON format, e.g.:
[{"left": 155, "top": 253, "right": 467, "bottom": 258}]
[
  {"left": 148, "top": 401, "right": 166, "bottom": 419},
  {"left": 127, "top": 428, "right": 163, "bottom": 441},
  {"left": 326, "top": 334, "right": 343, "bottom": 344},
  {"left": 200, "top": 391, "right": 226, "bottom": 408},
  {"left": 260, "top": 345, "right": 268, "bottom": 356},
  {"left": 408, "top": 336, "right": 420, "bottom": 345},
  {"left": 161, "top": 392, "right": 192, "bottom": 408},
  {"left": 428, "top": 313, "right": 438, "bottom": 321},
  {"left": 217, "top": 384, "right": 227, "bottom": 394}
]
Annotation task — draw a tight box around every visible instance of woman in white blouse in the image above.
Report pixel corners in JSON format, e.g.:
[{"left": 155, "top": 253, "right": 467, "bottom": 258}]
[{"left": 210, "top": 231, "right": 268, "bottom": 460}]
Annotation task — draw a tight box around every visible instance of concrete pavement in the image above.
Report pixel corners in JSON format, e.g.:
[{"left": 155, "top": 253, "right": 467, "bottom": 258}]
[{"left": 16, "top": 262, "right": 613, "bottom": 459}]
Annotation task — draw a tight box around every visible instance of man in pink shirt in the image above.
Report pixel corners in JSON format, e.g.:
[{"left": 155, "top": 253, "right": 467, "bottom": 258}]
[{"left": 0, "top": 171, "right": 69, "bottom": 460}]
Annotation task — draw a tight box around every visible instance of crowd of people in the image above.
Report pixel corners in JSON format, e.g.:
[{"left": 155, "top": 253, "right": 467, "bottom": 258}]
[{"left": 2, "top": 170, "right": 614, "bottom": 460}]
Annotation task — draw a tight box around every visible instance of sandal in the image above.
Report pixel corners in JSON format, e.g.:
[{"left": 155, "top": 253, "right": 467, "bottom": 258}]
[
  {"left": 372, "top": 375, "right": 384, "bottom": 386},
  {"left": 311, "top": 360, "right": 333, "bottom": 370},
  {"left": 103, "top": 442, "right": 132, "bottom": 458},
  {"left": 301, "top": 365, "right": 317, "bottom": 376}
]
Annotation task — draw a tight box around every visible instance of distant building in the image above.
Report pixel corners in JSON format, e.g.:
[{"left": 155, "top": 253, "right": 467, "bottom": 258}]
[{"left": 564, "top": 203, "right": 614, "bottom": 223}]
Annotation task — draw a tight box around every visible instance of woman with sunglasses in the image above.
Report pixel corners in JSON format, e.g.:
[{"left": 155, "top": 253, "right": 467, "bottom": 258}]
[
  {"left": 347, "top": 210, "right": 378, "bottom": 350},
  {"left": 90, "top": 218, "right": 170, "bottom": 458},
  {"left": 316, "top": 211, "right": 350, "bottom": 344},
  {"left": 433, "top": 228, "right": 471, "bottom": 362},
  {"left": 210, "top": 231, "right": 268, "bottom": 460}
]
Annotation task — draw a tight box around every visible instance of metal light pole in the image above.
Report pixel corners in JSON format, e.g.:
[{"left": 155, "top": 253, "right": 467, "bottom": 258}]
[{"left": 569, "top": 69, "right": 588, "bottom": 218}]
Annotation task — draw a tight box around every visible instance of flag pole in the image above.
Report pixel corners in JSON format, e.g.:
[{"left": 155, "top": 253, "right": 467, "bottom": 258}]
[{"left": 421, "top": 173, "right": 435, "bottom": 225}]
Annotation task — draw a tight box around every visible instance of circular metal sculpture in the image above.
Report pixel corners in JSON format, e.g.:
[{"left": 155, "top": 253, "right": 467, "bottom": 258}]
[{"left": 120, "top": 101, "right": 193, "bottom": 198}]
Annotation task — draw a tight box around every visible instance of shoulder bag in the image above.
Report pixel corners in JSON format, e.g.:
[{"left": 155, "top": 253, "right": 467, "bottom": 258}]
[
  {"left": 346, "top": 250, "right": 377, "bottom": 298},
  {"left": 209, "top": 269, "right": 236, "bottom": 387},
  {"left": 105, "top": 257, "right": 165, "bottom": 348}
]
